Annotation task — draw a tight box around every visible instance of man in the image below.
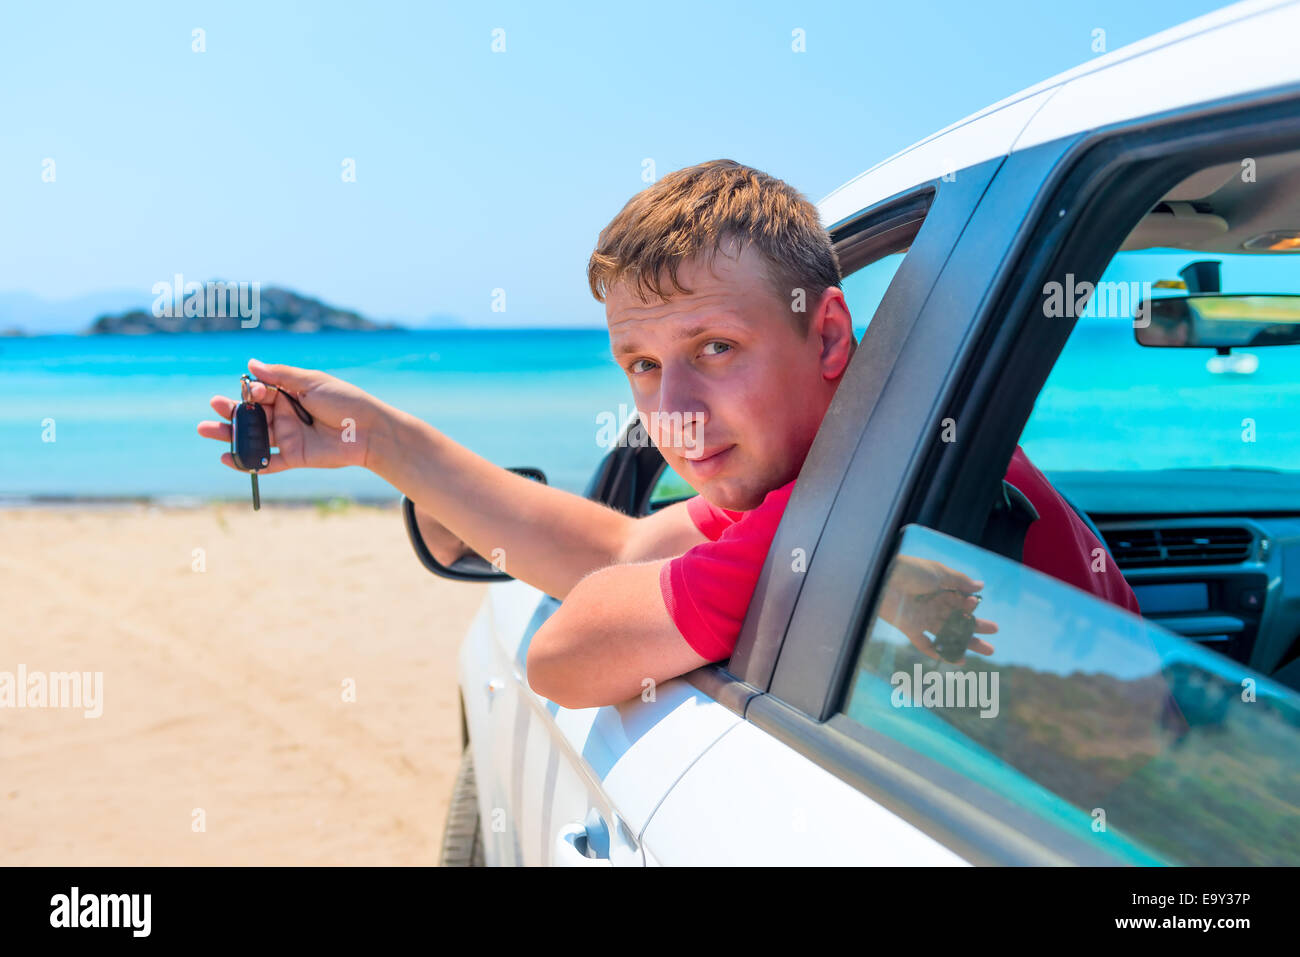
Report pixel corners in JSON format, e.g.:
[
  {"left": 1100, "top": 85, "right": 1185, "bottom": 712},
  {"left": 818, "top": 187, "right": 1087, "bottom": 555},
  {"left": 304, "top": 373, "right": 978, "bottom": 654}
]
[{"left": 199, "top": 159, "right": 1138, "bottom": 710}]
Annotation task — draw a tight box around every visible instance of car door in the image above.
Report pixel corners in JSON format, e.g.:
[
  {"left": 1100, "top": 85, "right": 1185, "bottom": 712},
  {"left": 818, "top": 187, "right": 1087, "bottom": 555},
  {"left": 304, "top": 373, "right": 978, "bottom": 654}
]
[
  {"left": 643, "top": 23, "right": 1300, "bottom": 865},
  {"left": 463, "top": 432, "right": 745, "bottom": 866}
]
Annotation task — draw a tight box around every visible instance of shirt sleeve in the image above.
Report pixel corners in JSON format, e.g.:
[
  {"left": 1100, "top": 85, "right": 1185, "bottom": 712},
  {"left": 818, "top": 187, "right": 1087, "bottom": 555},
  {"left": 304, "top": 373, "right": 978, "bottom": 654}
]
[
  {"left": 661, "top": 483, "right": 795, "bottom": 660},
  {"left": 1008, "top": 446, "right": 1142, "bottom": 615}
]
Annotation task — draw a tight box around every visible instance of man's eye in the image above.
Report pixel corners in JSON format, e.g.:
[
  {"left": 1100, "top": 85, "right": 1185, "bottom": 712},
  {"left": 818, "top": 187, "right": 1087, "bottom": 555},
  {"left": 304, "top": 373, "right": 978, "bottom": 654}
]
[
  {"left": 701, "top": 341, "right": 732, "bottom": 356},
  {"left": 628, "top": 358, "right": 658, "bottom": 374}
]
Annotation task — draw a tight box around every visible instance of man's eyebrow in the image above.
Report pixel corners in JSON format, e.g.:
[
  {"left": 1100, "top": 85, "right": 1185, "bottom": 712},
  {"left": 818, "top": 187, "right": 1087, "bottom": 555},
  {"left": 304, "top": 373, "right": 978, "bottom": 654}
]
[{"left": 610, "top": 323, "right": 737, "bottom": 356}]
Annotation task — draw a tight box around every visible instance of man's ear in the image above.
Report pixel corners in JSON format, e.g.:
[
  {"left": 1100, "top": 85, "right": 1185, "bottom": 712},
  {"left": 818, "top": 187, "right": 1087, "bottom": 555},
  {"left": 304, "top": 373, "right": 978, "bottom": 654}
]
[{"left": 813, "top": 287, "right": 855, "bottom": 381}]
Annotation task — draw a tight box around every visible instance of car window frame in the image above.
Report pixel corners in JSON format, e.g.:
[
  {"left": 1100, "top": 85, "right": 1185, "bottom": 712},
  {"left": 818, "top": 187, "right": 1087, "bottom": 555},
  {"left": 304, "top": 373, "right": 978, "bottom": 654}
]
[
  {"left": 768, "top": 87, "right": 1300, "bottom": 721},
  {"left": 717, "top": 163, "right": 1007, "bottom": 698},
  {"left": 740, "top": 86, "right": 1300, "bottom": 863}
]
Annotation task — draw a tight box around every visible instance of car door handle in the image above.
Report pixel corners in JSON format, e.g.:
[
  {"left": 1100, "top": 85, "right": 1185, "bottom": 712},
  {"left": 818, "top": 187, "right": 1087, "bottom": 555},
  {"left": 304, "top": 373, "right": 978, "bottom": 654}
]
[{"left": 553, "top": 820, "right": 613, "bottom": 867}]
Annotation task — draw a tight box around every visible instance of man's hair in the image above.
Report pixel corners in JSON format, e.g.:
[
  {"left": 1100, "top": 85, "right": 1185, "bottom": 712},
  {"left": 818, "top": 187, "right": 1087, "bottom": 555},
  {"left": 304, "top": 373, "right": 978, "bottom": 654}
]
[{"left": 586, "top": 159, "right": 842, "bottom": 336}]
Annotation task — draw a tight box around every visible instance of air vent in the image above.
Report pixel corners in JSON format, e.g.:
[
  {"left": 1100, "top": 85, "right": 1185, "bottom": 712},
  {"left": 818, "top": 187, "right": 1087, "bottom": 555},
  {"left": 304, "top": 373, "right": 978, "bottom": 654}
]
[{"left": 1102, "top": 526, "right": 1254, "bottom": 569}]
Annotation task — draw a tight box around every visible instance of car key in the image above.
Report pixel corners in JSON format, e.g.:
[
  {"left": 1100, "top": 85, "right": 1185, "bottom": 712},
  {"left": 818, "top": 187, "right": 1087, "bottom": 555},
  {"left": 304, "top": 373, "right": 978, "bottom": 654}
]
[
  {"left": 931, "top": 593, "right": 982, "bottom": 663},
  {"left": 228, "top": 374, "right": 315, "bottom": 510},
  {"left": 230, "top": 377, "right": 271, "bottom": 510}
]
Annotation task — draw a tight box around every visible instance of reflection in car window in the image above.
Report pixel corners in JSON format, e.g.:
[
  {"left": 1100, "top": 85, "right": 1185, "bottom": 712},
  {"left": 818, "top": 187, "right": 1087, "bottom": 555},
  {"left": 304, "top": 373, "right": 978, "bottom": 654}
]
[{"left": 841, "top": 524, "right": 1300, "bottom": 865}]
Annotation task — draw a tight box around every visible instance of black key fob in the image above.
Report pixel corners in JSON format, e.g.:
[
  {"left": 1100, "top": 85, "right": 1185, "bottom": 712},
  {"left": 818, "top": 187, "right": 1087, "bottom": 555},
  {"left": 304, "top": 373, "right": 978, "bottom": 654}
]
[
  {"left": 932, "top": 595, "right": 980, "bottom": 663},
  {"left": 231, "top": 402, "right": 271, "bottom": 472}
]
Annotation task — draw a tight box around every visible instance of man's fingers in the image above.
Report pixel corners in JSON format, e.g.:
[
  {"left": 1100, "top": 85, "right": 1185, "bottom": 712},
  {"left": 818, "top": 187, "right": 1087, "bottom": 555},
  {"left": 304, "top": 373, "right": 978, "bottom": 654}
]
[
  {"left": 259, "top": 452, "right": 292, "bottom": 475},
  {"left": 943, "top": 570, "right": 985, "bottom": 594},
  {"left": 202, "top": 392, "right": 275, "bottom": 439},
  {"left": 198, "top": 420, "right": 232, "bottom": 442},
  {"left": 943, "top": 620, "right": 997, "bottom": 662},
  {"left": 219, "top": 451, "right": 291, "bottom": 475},
  {"left": 248, "top": 358, "right": 316, "bottom": 393},
  {"left": 244, "top": 380, "right": 286, "bottom": 405},
  {"left": 208, "top": 390, "right": 279, "bottom": 433},
  {"left": 903, "top": 625, "right": 995, "bottom": 665},
  {"left": 211, "top": 387, "right": 282, "bottom": 415},
  {"left": 906, "top": 632, "right": 941, "bottom": 661}
]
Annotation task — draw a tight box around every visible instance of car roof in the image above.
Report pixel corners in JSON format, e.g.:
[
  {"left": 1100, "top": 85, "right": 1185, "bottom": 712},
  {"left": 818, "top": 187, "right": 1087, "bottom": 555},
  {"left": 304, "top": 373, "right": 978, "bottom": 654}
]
[{"left": 818, "top": 0, "right": 1300, "bottom": 229}]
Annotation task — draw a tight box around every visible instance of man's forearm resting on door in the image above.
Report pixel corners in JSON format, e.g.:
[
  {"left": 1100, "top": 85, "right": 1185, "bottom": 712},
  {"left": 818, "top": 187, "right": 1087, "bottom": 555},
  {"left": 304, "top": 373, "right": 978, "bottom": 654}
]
[{"left": 525, "top": 558, "right": 713, "bottom": 710}]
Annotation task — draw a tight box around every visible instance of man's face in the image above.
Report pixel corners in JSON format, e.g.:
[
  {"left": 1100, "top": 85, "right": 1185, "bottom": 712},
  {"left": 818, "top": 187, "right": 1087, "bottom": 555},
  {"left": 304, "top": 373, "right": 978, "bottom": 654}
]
[{"left": 606, "top": 242, "right": 843, "bottom": 511}]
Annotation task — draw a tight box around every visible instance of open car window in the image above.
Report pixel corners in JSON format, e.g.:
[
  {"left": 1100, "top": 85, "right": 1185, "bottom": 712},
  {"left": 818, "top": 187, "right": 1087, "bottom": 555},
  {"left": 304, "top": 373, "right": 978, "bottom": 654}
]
[
  {"left": 1021, "top": 149, "right": 1300, "bottom": 493},
  {"left": 1022, "top": 246, "right": 1300, "bottom": 476},
  {"left": 830, "top": 143, "right": 1300, "bottom": 865}
]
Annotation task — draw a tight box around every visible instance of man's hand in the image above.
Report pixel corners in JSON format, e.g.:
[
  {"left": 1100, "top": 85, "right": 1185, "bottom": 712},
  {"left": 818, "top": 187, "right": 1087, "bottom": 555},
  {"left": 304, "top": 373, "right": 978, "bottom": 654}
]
[
  {"left": 197, "top": 359, "right": 382, "bottom": 472},
  {"left": 874, "top": 555, "right": 998, "bottom": 664}
]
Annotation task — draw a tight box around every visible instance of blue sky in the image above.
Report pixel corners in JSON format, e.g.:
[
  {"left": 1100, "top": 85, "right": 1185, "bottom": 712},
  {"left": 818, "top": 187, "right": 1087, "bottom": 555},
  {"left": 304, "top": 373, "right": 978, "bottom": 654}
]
[{"left": 1, "top": 0, "right": 1235, "bottom": 329}]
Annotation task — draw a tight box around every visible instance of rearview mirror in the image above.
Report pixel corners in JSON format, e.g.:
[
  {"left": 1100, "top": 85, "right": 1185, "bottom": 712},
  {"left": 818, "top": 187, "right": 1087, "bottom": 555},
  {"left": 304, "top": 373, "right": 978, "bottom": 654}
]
[
  {"left": 1136, "top": 294, "right": 1300, "bottom": 349},
  {"left": 402, "top": 467, "right": 547, "bottom": 582}
]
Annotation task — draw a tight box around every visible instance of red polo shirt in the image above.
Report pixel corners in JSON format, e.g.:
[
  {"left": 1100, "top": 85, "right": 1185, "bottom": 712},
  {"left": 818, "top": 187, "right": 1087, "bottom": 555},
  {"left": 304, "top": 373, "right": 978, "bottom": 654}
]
[{"left": 659, "top": 445, "right": 1141, "bottom": 661}]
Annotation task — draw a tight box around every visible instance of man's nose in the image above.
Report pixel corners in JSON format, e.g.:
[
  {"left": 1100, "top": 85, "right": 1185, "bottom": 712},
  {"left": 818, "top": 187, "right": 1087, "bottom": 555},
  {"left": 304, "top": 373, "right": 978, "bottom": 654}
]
[{"left": 651, "top": 366, "right": 708, "bottom": 454}]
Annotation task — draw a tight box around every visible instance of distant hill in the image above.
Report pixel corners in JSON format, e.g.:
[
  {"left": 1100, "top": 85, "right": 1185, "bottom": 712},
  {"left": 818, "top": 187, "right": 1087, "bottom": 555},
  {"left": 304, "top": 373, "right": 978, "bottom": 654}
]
[
  {"left": 0, "top": 286, "right": 494, "bottom": 335},
  {"left": 86, "top": 285, "right": 405, "bottom": 334}
]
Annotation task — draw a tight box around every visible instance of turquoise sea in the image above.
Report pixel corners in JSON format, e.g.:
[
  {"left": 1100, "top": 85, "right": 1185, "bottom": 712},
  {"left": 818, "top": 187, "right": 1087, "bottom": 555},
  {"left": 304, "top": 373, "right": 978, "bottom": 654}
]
[
  {"left": 0, "top": 330, "right": 631, "bottom": 502},
  {"left": 3, "top": 322, "right": 1300, "bottom": 503}
]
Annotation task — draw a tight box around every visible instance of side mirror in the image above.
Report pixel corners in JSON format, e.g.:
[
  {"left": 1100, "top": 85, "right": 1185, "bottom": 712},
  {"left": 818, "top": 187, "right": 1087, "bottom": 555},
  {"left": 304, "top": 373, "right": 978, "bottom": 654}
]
[{"left": 402, "top": 467, "right": 547, "bottom": 582}]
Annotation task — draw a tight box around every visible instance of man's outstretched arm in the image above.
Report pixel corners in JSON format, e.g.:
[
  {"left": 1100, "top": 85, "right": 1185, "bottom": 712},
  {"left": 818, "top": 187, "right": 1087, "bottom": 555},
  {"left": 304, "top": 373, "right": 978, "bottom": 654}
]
[
  {"left": 202, "top": 361, "right": 644, "bottom": 602},
  {"left": 366, "top": 400, "right": 644, "bottom": 602}
]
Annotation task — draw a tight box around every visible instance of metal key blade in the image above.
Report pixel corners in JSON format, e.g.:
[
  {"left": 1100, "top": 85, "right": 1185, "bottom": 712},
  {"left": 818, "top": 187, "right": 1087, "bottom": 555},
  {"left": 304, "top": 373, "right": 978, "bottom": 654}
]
[{"left": 250, "top": 471, "right": 261, "bottom": 510}]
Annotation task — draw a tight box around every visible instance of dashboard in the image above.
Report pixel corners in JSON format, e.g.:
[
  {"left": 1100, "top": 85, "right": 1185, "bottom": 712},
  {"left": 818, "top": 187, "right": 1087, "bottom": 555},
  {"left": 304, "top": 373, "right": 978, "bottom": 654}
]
[{"left": 1052, "top": 469, "right": 1300, "bottom": 692}]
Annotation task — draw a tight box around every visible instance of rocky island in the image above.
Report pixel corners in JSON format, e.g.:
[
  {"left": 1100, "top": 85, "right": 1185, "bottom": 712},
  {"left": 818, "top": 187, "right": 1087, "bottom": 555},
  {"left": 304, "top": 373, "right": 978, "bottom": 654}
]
[{"left": 87, "top": 285, "right": 404, "bottom": 334}]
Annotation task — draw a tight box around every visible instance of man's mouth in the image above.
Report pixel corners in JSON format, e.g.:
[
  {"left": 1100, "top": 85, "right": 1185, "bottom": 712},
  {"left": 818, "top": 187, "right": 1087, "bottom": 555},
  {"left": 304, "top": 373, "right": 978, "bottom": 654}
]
[{"left": 684, "top": 444, "right": 735, "bottom": 478}]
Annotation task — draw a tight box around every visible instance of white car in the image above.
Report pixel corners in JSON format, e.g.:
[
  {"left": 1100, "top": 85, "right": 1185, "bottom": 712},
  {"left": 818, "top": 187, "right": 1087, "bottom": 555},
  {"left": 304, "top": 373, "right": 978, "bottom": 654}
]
[{"left": 409, "top": 0, "right": 1300, "bottom": 866}]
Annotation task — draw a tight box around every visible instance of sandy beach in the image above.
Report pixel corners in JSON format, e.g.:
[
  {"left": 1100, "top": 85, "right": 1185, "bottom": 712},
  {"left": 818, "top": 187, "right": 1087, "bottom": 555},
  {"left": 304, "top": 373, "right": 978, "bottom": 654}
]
[{"left": 0, "top": 503, "right": 488, "bottom": 865}]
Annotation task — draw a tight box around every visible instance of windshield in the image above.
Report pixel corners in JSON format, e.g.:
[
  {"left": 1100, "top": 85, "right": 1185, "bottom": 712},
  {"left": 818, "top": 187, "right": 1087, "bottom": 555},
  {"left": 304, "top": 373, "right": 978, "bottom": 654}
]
[{"left": 1020, "top": 247, "right": 1300, "bottom": 473}]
